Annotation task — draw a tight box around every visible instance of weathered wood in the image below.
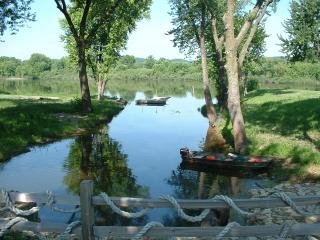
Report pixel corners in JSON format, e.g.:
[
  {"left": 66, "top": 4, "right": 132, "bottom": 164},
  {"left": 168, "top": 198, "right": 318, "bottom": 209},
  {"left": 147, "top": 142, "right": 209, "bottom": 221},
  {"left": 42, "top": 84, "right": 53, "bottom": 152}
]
[
  {"left": 4, "top": 192, "right": 320, "bottom": 210},
  {"left": 6, "top": 192, "right": 80, "bottom": 205},
  {"left": 92, "top": 195, "right": 320, "bottom": 209},
  {"left": 0, "top": 219, "right": 81, "bottom": 235},
  {"left": 80, "top": 180, "right": 95, "bottom": 240},
  {"left": 94, "top": 223, "right": 320, "bottom": 238}
]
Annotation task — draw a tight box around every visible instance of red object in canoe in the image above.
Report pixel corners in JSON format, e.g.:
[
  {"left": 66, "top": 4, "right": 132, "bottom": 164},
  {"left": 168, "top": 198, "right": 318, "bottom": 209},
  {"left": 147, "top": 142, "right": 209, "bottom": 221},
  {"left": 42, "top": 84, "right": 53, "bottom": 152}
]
[
  {"left": 206, "top": 155, "right": 216, "bottom": 161},
  {"left": 249, "top": 157, "right": 263, "bottom": 163}
]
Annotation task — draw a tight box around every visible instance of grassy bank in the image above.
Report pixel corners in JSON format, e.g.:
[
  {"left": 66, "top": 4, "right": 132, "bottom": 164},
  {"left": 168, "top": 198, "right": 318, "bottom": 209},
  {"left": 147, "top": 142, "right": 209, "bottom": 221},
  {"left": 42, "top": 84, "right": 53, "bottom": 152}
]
[
  {"left": 242, "top": 89, "right": 320, "bottom": 181},
  {"left": 0, "top": 97, "right": 124, "bottom": 162}
]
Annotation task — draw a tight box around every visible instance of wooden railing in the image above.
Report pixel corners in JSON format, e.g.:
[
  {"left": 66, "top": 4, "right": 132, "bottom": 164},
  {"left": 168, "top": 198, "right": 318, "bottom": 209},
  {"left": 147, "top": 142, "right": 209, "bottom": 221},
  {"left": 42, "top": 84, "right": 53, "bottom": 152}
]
[{"left": 1, "top": 180, "right": 320, "bottom": 239}]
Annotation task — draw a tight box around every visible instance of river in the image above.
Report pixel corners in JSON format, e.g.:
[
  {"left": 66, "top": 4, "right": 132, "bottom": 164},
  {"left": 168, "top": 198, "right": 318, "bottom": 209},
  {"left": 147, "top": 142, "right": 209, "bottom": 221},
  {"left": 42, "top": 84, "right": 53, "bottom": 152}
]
[{"left": 0, "top": 91, "right": 271, "bottom": 225}]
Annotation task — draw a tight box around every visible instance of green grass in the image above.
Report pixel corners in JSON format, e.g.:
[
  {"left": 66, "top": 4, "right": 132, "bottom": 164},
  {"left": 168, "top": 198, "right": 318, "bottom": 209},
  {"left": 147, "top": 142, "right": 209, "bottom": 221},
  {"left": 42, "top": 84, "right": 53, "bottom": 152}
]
[
  {"left": 0, "top": 97, "right": 124, "bottom": 162},
  {"left": 242, "top": 89, "right": 320, "bottom": 181}
]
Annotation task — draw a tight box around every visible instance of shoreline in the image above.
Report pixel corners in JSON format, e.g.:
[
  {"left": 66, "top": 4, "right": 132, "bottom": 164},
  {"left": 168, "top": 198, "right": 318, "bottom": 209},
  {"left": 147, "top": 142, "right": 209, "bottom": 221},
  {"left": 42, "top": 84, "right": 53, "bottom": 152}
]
[{"left": 0, "top": 98, "right": 125, "bottom": 163}]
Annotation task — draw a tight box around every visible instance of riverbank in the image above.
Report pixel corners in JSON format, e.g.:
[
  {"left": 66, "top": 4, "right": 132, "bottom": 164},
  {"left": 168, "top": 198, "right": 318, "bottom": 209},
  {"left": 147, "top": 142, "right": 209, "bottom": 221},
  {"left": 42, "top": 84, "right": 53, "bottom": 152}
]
[
  {"left": 0, "top": 97, "right": 124, "bottom": 162},
  {"left": 243, "top": 89, "right": 320, "bottom": 181}
]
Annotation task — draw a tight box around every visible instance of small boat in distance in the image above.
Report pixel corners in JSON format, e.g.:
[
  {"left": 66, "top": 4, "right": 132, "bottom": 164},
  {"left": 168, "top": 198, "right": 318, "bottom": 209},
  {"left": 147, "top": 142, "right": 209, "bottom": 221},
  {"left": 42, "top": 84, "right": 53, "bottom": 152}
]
[
  {"left": 179, "top": 148, "right": 272, "bottom": 171},
  {"left": 136, "top": 97, "right": 170, "bottom": 106}
]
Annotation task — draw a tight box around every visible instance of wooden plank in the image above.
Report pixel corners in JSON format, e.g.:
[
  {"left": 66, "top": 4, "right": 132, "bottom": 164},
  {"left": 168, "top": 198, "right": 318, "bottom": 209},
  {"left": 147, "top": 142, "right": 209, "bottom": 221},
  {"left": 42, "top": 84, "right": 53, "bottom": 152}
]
[
  {"left": 0, "top": 220, "right": 81, "bottom": 235},
  {"left": 94, "top": 223, "right": 320, "bottom": 238},
  {"left": 6, "top": 192, "right": 80, "bottom": 205},
  {"left": 4, "top": 192, "right": 320, "bottom": 210},
  {"left": 92, "top": 195, "right": 320, "bottom": 209},
  {"left": 80, "top": 180, "right": 95, "bottom": 240}
]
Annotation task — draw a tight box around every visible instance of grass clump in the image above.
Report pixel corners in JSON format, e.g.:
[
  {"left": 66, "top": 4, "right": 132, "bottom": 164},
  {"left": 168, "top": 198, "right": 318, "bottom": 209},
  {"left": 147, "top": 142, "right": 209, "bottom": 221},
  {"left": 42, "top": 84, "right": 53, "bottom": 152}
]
[{"left": 0, "top": 98, "right": 124, "bottom": 162}]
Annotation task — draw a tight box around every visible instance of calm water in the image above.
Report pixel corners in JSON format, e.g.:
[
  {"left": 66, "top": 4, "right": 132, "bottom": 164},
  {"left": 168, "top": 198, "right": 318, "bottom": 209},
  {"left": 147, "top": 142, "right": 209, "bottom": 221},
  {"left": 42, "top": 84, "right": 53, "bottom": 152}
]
[{"left": 0, "top": 92, "right": 269, "bottom": 225}]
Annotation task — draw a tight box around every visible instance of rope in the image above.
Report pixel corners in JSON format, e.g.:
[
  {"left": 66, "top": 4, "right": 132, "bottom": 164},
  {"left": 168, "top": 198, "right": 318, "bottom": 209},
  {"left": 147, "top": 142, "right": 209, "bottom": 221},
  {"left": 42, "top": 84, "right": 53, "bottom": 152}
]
[
  {"left": 100, "top": 192, "right": 150, "bottom": 218},
  {"left": 213, "top": 195, "right": 254, "bottom": 217},
  {"left": 131, "top": 221, "right": 164, "bottom": 240},
  {"left": 46, "top": 191, "right": 80, "bottom": 213},
  {"left": 160, "top": 195, "right": 210, "bottom": 222},
  {"left": 272, "top": 192, "right": 312, "bottom": 216},
  {"left": 277, "top": 221, "right": 294, "bottom": 240},
  {"left": 0, "top": 189, "right": 39, "bottom": 216},
  {"left": 216, "top": 222, "right": 240, "bottom": 240},
  {"left": 0, "top": 217, "right": 28, "bottom": 237}
]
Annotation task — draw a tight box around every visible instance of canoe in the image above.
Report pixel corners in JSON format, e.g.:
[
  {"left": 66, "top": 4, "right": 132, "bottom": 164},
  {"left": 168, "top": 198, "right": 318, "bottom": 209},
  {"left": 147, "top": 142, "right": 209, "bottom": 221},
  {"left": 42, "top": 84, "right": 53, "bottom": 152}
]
[
  {"left": 180, "top": 161, "right": 269, "bottom": 177},
  {"left": 180, "top": 148, "right": 272, "bottom": 171},
  {"left": 136, "top": 97, "right": 170, "bottom": 106}
]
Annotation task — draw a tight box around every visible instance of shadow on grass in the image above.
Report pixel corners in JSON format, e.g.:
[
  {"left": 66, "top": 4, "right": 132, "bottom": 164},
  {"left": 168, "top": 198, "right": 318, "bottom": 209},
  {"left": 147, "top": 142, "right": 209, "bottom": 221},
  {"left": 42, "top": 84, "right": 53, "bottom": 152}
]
[
  {"left": 0, "top": 99, "right": 123, "bottom": 162},
  {"left": 251, "top": 142, "right": 320, "bottom": 181},
  {"left": 0, "top": 90, "right": 10, "bottom": 94},
  {"left": 245, "top": 98, "right": 320, "bottom": 137},
  {"left": 242, "top": 89, "right": 295, "bottom": 101}
]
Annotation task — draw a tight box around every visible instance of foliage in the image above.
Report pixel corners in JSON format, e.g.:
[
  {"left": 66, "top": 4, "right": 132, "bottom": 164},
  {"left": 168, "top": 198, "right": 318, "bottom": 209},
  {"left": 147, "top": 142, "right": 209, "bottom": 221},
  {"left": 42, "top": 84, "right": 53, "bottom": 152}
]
[
  {"left": 0, "top": 56, "right": 22, "bottom": 77},
  {"left": 251, "top": 57, "right": 320, "bottom": 84},
  {"left": 144, "top": 55, "right": 156, "bottom": 69},
  {"left": 0, "top": 0, "right": 35, "bottom": 38},
  {"left": 279, "top": 0, "right": 320, "bottom": 62},
  {"left": 59, "top": 0, "right": 152, "bottom": 102},
  {"left": 0, "top": 54, "right": 71, "bottom": 79}
]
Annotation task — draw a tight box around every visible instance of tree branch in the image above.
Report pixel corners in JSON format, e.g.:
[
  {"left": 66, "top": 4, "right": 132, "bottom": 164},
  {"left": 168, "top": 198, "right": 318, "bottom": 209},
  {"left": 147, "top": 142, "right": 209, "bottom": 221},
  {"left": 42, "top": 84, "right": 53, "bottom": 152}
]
[
  {"left": 238, "top": 0, "right": 272, "bottom": 68},
  {"left": 211, "top": 18, "right": 224, "bottom": 52},
  {"left": 79, "top": 0, "right": 92, "bottom": 39},
  {"left": 235, "top": 0, "right": 264, "bottom": 48},
  {"left": 54, "top": 0, "right": 80, "bottom": 43},
  {"left": 85, "top": 1, "right": 121, "bottom": 45}
]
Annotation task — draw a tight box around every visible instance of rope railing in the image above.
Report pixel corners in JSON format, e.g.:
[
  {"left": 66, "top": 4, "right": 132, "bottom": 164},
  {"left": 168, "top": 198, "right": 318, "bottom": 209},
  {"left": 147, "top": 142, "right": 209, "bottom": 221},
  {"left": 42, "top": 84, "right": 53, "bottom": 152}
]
[
  {"left": 271, "top": 191, "right": 317, "bottom": 217},
  {"left": 46, "top": 190, "right": 80, "bottom": 213},
  {"left": 1, "top": 182, "right": 320, "bottom": 240},
  {"left": 0, "top": 189, "right": 39, "bottom": 216},
  {"left": 0, "top": 217, "right": 27, "bottom": 237}
]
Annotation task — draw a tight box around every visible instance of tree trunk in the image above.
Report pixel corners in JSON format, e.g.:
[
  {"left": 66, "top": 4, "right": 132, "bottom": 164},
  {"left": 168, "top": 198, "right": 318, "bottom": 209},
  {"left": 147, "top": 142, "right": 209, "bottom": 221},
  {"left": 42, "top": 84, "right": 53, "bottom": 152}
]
[
  {"left": 243, "top": 71, "right": 249, "bottom": 96},
  {"left": 215, "top": 50, "right": 228, "bottom": 111},
  {"left": 204, "top": 126, "right": 227, "bottom": 151},
  {"left": 97, "top": 74, "right": 107, "bottom": 101},
  {"left": 199, "top": 32, "right": 217, "bottom": 124},
  {"left": 198, "top": 172, "right": 205, "bottom": 199},
  {"left": 78, "top": 40, "right": 92, "bottom": 112},
  {"left": 224, "top": 0, "right": 248, "bottom": 154},
  {"left": 79, "top": 134, "right": 93, "bottom": 179}
]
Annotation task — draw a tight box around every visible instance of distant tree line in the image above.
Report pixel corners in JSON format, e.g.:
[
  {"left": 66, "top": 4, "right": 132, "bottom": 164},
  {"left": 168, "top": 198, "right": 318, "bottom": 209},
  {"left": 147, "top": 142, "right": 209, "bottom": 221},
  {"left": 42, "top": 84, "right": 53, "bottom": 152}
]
[
  {"left": 1, "top": 54, "right": 320, "bottom": 85},
  {"left": 0, "top": 54, "right": 70, "bottom": 79}
]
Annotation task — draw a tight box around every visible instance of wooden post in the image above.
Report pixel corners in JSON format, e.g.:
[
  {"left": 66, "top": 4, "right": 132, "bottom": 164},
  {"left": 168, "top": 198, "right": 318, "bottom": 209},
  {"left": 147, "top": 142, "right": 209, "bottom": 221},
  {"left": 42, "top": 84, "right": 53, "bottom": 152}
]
[{"left": 80, "top": 180, "right": 95, "bottom": 240}]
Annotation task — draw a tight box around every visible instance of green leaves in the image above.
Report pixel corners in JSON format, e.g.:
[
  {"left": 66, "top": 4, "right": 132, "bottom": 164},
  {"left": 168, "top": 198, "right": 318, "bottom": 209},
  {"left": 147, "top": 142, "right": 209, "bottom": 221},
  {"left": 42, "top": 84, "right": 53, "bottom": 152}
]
[
  {"left": 0, "top": 0, "right": 35, "bottom": 38},
  {"left": 279, "top": 0, "right": 320, "bottom": 62}
]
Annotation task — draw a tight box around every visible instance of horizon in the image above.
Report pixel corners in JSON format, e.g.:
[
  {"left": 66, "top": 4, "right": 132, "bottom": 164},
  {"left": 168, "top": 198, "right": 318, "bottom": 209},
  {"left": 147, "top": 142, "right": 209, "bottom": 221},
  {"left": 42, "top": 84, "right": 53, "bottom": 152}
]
[{"left": 0, "top": 0, "right": 290, "bottom": 60}]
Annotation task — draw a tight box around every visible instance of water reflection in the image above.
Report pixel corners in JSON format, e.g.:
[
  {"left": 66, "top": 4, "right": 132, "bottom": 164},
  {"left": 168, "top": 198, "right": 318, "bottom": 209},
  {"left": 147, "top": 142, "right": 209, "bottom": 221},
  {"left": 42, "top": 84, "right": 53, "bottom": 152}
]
[{"left": 63, "top": 128, "right": 149, "bottom": 225}]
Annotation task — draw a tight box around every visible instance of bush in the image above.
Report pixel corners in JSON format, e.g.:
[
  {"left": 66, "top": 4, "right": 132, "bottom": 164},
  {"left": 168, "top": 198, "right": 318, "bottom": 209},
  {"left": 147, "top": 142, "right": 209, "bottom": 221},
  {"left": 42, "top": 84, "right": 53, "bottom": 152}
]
[{"left": 247, "top": 79, "right": 259, "bottom": 92}]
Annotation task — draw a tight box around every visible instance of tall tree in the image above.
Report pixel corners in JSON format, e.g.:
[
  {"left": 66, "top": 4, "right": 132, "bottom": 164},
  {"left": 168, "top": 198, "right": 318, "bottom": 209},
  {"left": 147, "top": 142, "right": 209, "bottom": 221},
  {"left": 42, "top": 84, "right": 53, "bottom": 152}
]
[
  {"left": 210, "top": 0, "right": 276, "bottom": 153},
  {"left": 0, "top": 0, "right": 35, "bottom": 38},
  {"left": 55, "top": 0, "right": 151, "bottom": 112},
  {"left": 169, "top": 0, "right": 218, "bottom": 125},
  {"left": 61, "top": 1, "right": 150, "bottom": 101},
  {"left": 279, "top": 0, "right": 320, "bottom": 62},
  {"left": 169, "top": 0, "right": 271, "bottom": 152}
]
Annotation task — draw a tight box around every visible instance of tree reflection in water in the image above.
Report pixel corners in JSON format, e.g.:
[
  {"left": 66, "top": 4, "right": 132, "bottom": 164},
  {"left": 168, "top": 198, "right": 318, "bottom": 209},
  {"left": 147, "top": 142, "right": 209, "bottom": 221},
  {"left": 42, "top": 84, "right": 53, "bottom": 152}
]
[
  {"left": 63, "top": 127, "right": 149, "bottom": 226},
  {"left": 165, "top": 166, "right": 231, "bottom": 227}
]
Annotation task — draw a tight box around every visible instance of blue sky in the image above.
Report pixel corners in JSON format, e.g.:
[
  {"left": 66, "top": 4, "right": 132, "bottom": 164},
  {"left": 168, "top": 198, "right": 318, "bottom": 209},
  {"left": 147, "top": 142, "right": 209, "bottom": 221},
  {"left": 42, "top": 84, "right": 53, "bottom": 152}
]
[{"left": 0, "top": 0, "right": 290, "bottom": 60}]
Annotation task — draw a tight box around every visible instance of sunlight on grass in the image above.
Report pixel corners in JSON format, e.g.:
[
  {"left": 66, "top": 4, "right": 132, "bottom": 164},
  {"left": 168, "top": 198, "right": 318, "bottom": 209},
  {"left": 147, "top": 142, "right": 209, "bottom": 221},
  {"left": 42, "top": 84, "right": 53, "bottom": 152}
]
[{"left": 242, "top": 89, "right": 320, "bottom": 180}]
